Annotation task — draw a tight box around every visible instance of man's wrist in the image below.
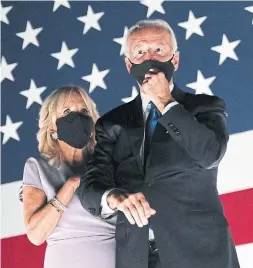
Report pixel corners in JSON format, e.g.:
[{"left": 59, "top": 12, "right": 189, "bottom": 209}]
[
  {"left": 107, "top": 195, "right": 118, "bottom": 210},
  {"left": 107, "top": 189, "right": 128, "bottom": 210},
  {"left": 156, "top": 97, "right": 175, "bottom": 112},
  {"left": 161, "top": 96, "right": 175, "bottom": 106}
]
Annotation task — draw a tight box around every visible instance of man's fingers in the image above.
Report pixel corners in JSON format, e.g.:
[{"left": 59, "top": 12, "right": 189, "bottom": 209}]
[
  {"left": 139, "top": 198, "right": 153, "bottom": 218},
  {"left": 144, "top": 73, "right": 152, "bottom": 79},
  {"left": 124, "top": 199, "right": 144, "bottom": 227},
  {"left": 115, "top": 192, "right": 156, "bottom": 227},
  {"left": 117, "top": 205, "right": 135, "bottom": 225},
  {"left": 129, "top": 195, "right": 148, "bottom": 226},
  {"left": 151, "top": 209, "right": 156, "bottom": 215}
]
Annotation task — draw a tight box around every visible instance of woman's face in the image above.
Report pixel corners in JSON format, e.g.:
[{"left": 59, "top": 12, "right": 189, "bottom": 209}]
[
  {"left": 56, "top": 91, "right": 89, "bottom": 120},
  {"left": 51, "top": 91, "right": 90, "bottom": 150}
]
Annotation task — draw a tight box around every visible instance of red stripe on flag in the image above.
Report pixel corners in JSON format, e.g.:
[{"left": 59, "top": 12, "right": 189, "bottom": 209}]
[
  {"left": 1, "top": 189, "right": 252, "bottom": 268},
  {"left": 1, "top": 235, "right": 46, "bottom": 268},
  {"left": 220, "top": 188, "right": 253, "bottom": 246}
]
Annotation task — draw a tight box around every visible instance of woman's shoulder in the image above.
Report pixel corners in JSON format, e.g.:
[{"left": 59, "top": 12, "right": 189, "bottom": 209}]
[
  {"left": 25, "top": 155, "right": 48, "bottom": 169},
  {"left": 25, "top": 155, "right": 44, "bottom": 163},
  {"left": 23, "top": 155, "right": 61, "bottom": 192},
  {"left": 25, "top": 155, "right": 59, "bottom": 168},
  {"left": 24, "top": 155, "right": 60, "bottom": 179}
]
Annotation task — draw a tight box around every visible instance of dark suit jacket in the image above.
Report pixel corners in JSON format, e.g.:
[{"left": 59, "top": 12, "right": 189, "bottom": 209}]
[{"left": 78, "top": 85, "right": 240, "bottom": 268}]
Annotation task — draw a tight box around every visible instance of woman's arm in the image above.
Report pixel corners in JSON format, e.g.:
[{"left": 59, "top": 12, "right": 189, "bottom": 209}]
[{"left": 23, "top": 176, "right": 80, "bottom": 246}]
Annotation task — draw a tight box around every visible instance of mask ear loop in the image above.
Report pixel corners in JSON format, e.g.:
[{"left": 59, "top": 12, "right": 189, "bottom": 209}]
[
  {"left": 127, "top": 57, "right": 135, "bottom": 65},
  {"left": 169, "top": 52, "right": 176, "bottom": 61}
]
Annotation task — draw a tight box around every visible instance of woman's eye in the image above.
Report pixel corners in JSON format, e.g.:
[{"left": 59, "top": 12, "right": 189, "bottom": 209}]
[
  {"left": 81, "top": 108, "right": 88, "bottom": 114},
  {"left": 63, "top": 108, "right": 71, "bottom": 115}
]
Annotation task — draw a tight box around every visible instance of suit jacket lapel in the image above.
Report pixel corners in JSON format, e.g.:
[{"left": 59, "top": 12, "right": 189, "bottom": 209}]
[
  {"left": 125, "top": 84, "right": 185, "bottom": 175},
  {"left": 125, "top": 95, "right": 145, "bottom": 175},
  {"left": 171, "top": 83, "right": 186, "bottom": 104}
]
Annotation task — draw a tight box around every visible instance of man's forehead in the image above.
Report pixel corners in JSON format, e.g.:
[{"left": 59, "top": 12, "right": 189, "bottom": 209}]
[{"left": 128, "top": 27, "right": 169, "bottom": 43}]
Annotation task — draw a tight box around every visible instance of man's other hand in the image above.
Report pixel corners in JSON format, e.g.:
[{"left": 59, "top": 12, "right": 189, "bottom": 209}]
[{"left": 107, "top": 191, "right": 156, "bottom": 227}]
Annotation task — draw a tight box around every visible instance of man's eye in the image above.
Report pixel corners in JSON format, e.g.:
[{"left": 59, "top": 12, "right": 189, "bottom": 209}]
[
  {"left": 63, "top": 108, "right": 71, "bottom": 115},
  {"left": 138, "top": 50, "right": 144, "bottom": 54},
  {"left": 156, "top": 48, "right": 162, "bottom": 53}
]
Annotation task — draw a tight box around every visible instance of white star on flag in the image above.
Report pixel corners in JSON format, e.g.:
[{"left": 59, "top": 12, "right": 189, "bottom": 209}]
[
  {"left": 140, "top": 0, "right": 165, "bottom": 18},
  {"left": 113, "top": 27, "right": 129, "bottom": 56},
  {"left": 51, "top": 41, "right": 79, "bottom": 70},
  {"left": 121, "top": 86, "right": 138, "bottom": 103},
  {"left": 77, "top": 5, "right": 104, "bottom": 34},
  {"left": 16, "top": 21, "right": 43, "bottom": 50},
  {"left": 0, "top": 115, "right": 23, "bottom": 144},
  {"left": 211, "top": 34, "right": 241, "bottom": 65},
  {"left": 178, "top": 11, "right": 207, "bottom": 40},
  {"left": 82, "top": 64, "right": 110, "bottom": 94},
  {"left": 0, "top": 56, "right": 18, "bottom": 83},
  {"left": 245, "top": 6, "right": 253, "bottom": 25},
  {"left": 53, "top": 0, "right": 70, "bottom": 12},
  {"left": 0, "top": 3, "right": 13, "bottom": 24},
  {"left": 20, "top": 80, "right": 47, "bottom": 109},
  {"left": 186, "top": 70, "right": 216, "bottom": 95}
]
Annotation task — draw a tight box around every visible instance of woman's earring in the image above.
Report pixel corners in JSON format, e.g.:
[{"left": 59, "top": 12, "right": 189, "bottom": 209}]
[{"left": 51, "top": 132, "right": 58, "bottom": 140}]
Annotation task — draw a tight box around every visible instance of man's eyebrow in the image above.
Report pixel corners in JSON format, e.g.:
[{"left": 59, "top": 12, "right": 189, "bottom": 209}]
[
  {"left": 132, "top": 43, "right": 146, "bottom": 50},
  {"left": 154, "top": 40, "right": 167, "bottom": 45}
]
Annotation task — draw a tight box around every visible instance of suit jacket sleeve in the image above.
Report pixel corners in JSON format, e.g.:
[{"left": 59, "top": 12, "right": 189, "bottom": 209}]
[
  {"left": 77, "top": 118, "right": 117, "bottom": 217},
  {"left": 158, "top": 96, "right": 229, "bottom": 169}
]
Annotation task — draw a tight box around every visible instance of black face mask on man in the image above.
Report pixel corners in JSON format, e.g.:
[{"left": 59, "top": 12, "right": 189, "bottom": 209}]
[
  {"left": 129, "top": 54, "right": 175, "bottom": 85},
  {"left": 55, "top": 112, "right": 93, "bottom": 149}
]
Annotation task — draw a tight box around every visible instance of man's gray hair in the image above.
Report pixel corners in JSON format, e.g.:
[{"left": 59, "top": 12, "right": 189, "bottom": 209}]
[{"left": 124, "top": 19, "right": 178, "bottom": 56}]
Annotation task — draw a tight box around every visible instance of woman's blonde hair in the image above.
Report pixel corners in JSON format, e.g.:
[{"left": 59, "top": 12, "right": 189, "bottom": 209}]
[{"left": 37, "top": 85, "right": 99, "bottom": 162}]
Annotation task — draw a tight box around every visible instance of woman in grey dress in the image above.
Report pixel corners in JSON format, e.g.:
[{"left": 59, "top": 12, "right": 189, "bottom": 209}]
[{"left": 22, "top": 86, "right": 116, "bottom": 268}]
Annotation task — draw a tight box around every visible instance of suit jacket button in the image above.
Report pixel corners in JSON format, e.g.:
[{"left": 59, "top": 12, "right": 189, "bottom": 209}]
[
  {"left": 146, "top": 181, "right": 152, "bottom": 187},
  {"left": 175, "top": 131, "right": 180, "bottom": 135}
]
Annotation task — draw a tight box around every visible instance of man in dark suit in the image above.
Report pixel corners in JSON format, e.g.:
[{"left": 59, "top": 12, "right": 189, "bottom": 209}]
[{"left": 78, "top": 19, "right": 240, "bottom": 268}]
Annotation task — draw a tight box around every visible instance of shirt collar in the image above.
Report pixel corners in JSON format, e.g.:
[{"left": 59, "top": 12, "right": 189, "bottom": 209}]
[{"left": 140, "top": 82, "right": 175, "bottom": 113}]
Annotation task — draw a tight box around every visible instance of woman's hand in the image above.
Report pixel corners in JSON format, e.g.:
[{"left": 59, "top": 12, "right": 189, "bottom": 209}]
[
  {"left": 66, "top": 176, "right": 80, "bottom": 191},
  {"left": 56, "top": 176, "right": 80, "bottom": 206}
]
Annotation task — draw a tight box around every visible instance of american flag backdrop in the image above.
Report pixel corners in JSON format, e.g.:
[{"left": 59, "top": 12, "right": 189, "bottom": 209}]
[{"left": 1, "top": 1, "right": 253, "bottom": 267}]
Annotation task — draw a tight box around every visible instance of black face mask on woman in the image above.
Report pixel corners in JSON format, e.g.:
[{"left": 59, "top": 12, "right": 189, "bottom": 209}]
[
  {"left": 129, "top": 54, "right": 175, "bottom": 85},
  {"left": 56, "top": 112, "right": 93, "bottom": 149}
]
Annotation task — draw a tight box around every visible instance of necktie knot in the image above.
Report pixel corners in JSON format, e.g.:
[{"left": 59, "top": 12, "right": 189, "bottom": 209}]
[{"left": 149, "top": 102, "right": 160, "bottom": 120}]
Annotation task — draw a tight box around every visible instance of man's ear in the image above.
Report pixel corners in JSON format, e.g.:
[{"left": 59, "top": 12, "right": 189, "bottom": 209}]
[
  {"left": 125, "top": 57, "right": 132, "bottom": 73},
  {"left": 172, "top": 51, "right": 180, "bottom": 72}
]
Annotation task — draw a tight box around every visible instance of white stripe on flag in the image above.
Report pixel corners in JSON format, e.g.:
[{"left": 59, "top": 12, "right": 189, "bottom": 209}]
[
  {"left": 1, "top": 180, "right": 25, "bottom": 238},
  {"left": 217, "top": 130, "right": 253, "bottom": 194},
  {"left": 236, "top": 243, "right": 253, "bottom": 268}
]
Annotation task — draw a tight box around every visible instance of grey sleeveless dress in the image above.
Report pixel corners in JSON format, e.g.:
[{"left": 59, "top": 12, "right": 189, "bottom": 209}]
[{"left": 22, "top": 155, "right": 116, "bottom": 268}]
